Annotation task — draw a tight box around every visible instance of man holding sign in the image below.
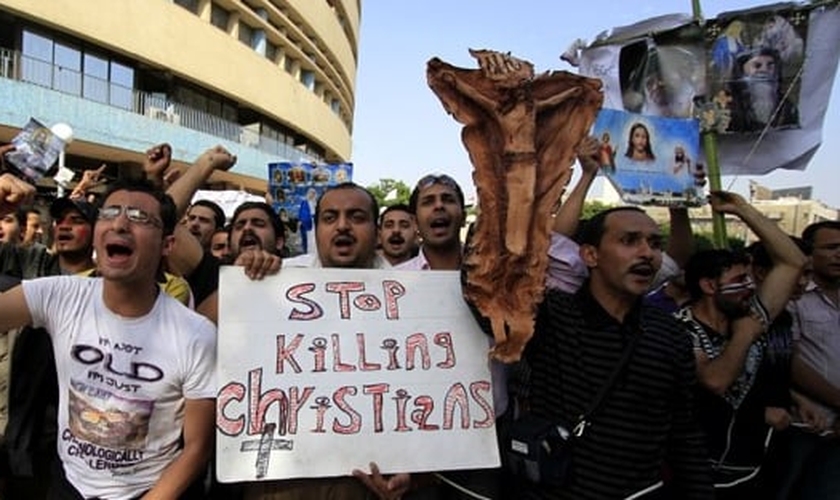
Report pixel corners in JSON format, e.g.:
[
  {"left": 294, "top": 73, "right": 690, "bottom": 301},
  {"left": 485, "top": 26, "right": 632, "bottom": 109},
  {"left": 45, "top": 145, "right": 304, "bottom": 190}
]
[{"left": 220, "top": 183, "right": 498, "bottom": 500}]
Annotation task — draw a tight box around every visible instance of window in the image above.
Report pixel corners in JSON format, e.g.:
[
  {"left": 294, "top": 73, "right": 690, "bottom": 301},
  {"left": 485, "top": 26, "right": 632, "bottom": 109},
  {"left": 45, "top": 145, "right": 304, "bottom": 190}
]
[
  {"left": 53, "top": 42, "right": 81, "bottom": 96},
  {"left": 300, "top": 69, "right": 315, "bottom": 91},
  {"left": 211, "top": 4, "right": 230, "bottom": 31},
  {"left": 330, "top": 98, "right": 341, "bottom": 115},
  {"left": 21, "top": 30, "right": 52, "bottom": 87},
  {"left": 284, "top": 57, "right": 295, "bottom": 74},
  {"left": 266, "top": 41, "right": 277, "bottom": 62},
  {"left": 83, "top": 53, "right": 109, "bottom": 103},
  {"left": 109, "top": 61, "right": 134, "bottom": 110},
  {"left": 174, "top": 0, "right": 199, "bottom": 14},
  {"left": 239, "top": 23, "right": 254, "bottom": 47}
]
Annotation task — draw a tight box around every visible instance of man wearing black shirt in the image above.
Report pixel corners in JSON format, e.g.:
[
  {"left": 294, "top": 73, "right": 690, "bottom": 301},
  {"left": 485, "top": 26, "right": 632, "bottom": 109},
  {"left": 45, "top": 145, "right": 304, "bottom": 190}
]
[{"left": 509, "top": 206, "right": 714, "bottom": 499}]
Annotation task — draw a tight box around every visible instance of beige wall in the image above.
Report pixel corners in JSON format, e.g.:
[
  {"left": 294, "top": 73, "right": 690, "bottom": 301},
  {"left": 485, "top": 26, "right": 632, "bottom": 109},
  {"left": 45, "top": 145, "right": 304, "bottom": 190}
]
[{"left": 2, "top": 0, "right": 358, "bottom": 160}]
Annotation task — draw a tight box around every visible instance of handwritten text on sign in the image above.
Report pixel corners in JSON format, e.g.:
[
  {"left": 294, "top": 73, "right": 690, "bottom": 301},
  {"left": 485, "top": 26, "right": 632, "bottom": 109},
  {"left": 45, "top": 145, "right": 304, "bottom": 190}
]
[{"left": 216, "top": 268, "right": 500, "bottom": 482}]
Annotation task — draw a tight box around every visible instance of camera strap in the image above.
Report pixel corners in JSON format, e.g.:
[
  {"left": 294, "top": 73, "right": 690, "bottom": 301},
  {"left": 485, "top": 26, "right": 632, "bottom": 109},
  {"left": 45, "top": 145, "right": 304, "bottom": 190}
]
[{"left": 571, "top": 324, "right": 643, "bottom": 438}]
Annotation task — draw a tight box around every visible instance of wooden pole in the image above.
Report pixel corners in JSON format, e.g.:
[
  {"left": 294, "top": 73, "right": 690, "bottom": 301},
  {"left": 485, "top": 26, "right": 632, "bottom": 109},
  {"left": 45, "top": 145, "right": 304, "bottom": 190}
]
[{"left": 693, "top": 0, "right": 728, "bottom": 248}]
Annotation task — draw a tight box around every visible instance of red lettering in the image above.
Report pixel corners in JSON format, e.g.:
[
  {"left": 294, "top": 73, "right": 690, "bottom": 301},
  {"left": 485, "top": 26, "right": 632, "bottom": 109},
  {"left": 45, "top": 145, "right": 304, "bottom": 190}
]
[
  {"left": 405, "top": 333, "right": 431, "bottom": 371},
  {"left": 434, "top": 332, "right": 456, "bottom": 369},
  {"left": 248, "top": 368, "right": 288, "bottom": 436},
  {"left": 411, "top": 396, "right": 439, "bottom": 430},
  {"left": 353, "top": 293, "right": 382, "bottom": 312},
  {"left": 217, "top": 382, "right": 245, "bottom": 436},
  {"left": 331, "top": 334, "right": 356, "bottom": 372},
  {"left": 470, "top": 381, "right": 494, "bottom": 428},
  {"left": 311, "top": 337, "right": 328, "bottom": 372},
  {"left": 325, "top": 282, "right": 365, "bottom": 319},
  {"left": 393, "top": 389, "right": 412, "bottom": 432},
  {"left": 357, "top": 333, "right": 381, "bottom": 371},
  {"left": 333, "top": 386, "right": 362, "bottom": 434},
  {"left": 363, "top": 383, "right": 390, "bottom": 433},
  {"left": 443, "top": 383, "right": 470, "bottom": 430},
  {"left": 286, "top": 386, "right": 314, "bottom": 435},
  {"left": 382, "top": 280, "right": 405, "bottom": 320},
  {"left": 276, "top": 334, "right": 304, "bottom": 374},
  {"left": 287, "top": 283, "right": 322, "bottom": 320}
]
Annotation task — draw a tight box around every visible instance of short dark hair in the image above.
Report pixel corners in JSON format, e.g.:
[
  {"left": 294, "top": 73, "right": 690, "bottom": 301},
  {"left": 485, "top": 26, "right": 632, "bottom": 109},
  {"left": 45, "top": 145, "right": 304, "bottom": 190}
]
[
  {"left": 100, "top": 178, "right": 178, "bottom": 236},
  {"left": 315, "top": 182, "right": 379, "bottom": 227},
  {"left": 230, "top": 202, "right": 285, "bottom": 240},
  {"left": 379, "top": 203, "right": 412, "bottom": 225},
  {"left": 802, "top": 221, "right": 840, "bottom": 246},
  {"left": 408, "top": 174, "right": 465, "bottom": 214},
  {"left": 190, "top": 199, "right": 226, "bottom": 228},
  {"left": 7, "top": 206, "right": 26, "bottom": 226},
  {"left": 747, "top": 237, "right": 811, "bottom": 270},
  {"left": 684, "top": 249, "right": 751, "bottom": 301},
  {"left": 577, "top": 206, "right": 646, "bottom": 247}
]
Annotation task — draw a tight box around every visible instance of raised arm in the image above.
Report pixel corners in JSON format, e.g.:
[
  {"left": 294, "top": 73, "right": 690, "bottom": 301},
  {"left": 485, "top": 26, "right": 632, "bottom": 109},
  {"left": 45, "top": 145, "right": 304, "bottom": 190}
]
[
  {"left": 693, "top": 314, "right": 765, "bottom": 395},
  {"left": 0, "top": 285, "right": 33, "bottom": 333},
  {"left": 709, "top": 191, "right": 806, "bottom": 319},
  {"left": 551, "top": 136, "right": 599, "bottom": 237},
  {"left": 162, "top": 145, "right": 236, "bottom": 219}
]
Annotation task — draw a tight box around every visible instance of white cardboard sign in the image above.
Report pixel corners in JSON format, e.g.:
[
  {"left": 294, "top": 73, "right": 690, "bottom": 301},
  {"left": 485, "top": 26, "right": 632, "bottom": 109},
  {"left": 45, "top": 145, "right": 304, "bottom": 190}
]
[{"left": 216, "top": 267, "right": 500, "bottom": 482}]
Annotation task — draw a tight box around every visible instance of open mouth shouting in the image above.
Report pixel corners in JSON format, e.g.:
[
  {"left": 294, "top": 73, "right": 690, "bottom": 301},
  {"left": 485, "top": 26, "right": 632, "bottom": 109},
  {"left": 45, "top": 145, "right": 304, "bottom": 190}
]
[
  {"left": 332, "top": 234, "right": 357, "bottom": 255},
  {"left": 238, "top": 229, "right": 263, "bottom": 252},
  {"left": 103, "top": 239, "right": 135, "bottom": 266},
  {"left": 427, "top": 216, "right": 452, "bottom": 237}
]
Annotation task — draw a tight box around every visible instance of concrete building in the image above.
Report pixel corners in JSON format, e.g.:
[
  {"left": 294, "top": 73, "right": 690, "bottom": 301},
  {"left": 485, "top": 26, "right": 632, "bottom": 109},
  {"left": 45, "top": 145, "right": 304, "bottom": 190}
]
[
  {"left": 595, "top": 178, "right": 838, "bottom": 240},
  {"left": 0, "top": 0, "right": 360, "bottom": 193}
]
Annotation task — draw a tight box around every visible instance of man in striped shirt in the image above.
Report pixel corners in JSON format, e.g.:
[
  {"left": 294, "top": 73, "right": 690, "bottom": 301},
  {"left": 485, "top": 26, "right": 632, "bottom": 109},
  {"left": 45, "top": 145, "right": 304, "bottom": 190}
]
[{"left": 516, "top": 206, "right": 713, "bottom": 499}]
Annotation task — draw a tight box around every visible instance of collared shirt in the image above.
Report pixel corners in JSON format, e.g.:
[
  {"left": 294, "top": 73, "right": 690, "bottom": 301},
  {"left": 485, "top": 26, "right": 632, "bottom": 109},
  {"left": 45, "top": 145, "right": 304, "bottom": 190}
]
[
  {"left": 283, "top": 253, "right": 392, "bottom": 269},
  {"left": 394, "top": 249, "right": 430, "bottom": 270},
  {"left": 790, "top": 280, "right": 840, "bottom": 424}
]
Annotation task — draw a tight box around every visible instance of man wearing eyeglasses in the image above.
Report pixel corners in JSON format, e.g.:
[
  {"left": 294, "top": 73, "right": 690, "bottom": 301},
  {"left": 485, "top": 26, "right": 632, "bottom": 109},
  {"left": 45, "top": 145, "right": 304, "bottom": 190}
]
[
  {"left": 0, "top": 178, "right": 216, "bottom": 500},
  {"left": 676, "top": 191, "right": 806, "bottom": 496}
]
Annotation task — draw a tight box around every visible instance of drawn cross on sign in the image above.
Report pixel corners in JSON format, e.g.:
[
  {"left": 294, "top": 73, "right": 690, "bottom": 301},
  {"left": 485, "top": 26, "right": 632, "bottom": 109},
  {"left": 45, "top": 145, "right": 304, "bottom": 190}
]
[{"left": 240, "top": 423, "right": 294, "bottom": 478}]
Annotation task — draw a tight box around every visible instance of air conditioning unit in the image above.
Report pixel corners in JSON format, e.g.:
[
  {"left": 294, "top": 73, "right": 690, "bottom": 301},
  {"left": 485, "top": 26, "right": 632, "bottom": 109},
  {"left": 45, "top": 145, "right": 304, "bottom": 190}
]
[{"left": 146, "top": 105, "right": 181, "bottom": 125}]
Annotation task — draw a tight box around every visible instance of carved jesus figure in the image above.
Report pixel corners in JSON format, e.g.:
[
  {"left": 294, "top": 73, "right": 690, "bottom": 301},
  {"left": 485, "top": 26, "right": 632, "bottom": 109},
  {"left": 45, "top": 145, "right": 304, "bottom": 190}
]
[{"left": 428, "top": 50, "right": 603, "bottom": 361}]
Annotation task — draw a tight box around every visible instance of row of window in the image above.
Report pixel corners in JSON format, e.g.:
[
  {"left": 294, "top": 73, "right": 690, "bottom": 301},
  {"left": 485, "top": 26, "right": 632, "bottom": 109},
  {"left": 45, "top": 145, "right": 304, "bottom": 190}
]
[
  {"left": 21, "top": 30, "right": 134, "bottom": 109},
  {"left": 177, "top": 0, "right": 348, "bottom": 122}
]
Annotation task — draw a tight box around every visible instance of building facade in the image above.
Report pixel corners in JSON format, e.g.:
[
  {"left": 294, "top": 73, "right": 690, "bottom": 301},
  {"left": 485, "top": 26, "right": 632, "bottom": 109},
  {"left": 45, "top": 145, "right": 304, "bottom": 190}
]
[{"left": 0, "top": 0, "right": 360, "bottom": 192}]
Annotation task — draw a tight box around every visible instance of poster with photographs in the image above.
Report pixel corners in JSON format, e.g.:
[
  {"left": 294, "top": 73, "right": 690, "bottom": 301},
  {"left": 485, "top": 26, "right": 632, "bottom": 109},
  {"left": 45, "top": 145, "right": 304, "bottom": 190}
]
[
  {"left": 593, "top": 109, "right": 705, "bottom": 207},
  {"left": 705, "top": 7, "right": 808, "bottom": 133},
  {"left": 267, "top": 162, "right": 353, "bottom": 255},
  {"left": 618, "top": 25, "right": 707, "bottom": 119},
  {"left": 4, "top": 117, "right": 66, "bottom": 182}
]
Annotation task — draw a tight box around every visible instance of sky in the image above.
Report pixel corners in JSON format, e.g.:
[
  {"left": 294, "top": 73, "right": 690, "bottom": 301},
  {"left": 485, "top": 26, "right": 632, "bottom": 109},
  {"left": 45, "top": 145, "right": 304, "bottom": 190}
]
[{"left": 349, "top": 1, "right": 840, "bottom": 207}]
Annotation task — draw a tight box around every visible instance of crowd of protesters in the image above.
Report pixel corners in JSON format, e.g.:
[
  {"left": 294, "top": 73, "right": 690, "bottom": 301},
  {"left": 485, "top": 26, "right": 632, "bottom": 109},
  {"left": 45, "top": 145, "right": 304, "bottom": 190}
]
[{"left": 0, "top": 135, "right": 837, "bottom": 500}]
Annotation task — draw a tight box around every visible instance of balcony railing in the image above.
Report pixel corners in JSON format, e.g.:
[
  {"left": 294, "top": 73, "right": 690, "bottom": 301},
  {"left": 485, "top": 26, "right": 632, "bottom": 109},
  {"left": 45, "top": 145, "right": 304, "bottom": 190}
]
[{"left": 0, "top": 48, "right": 320, "bottom": 163}]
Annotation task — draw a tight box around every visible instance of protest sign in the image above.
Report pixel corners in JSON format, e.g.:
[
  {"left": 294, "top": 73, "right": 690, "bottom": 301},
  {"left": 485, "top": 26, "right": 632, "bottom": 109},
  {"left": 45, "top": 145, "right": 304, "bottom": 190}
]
[
  {"left": 216, "top": 267, "right": 500, "bottom": 482},
  {"left": 593, "top": 108, "right": 704, "bottom": 206},
  {"left": 4, "top": 117, "right": 66, "bottom": 182}
]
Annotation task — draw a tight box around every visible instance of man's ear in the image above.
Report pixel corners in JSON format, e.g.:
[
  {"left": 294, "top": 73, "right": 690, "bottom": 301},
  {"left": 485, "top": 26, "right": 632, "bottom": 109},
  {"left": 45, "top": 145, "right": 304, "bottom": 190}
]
[
  {"left": 161, "top": 234, "right": 176, "bottom": 257},
  {"left": 275, "top": 235, "right": 285, "bottom": 253},
  {"left": 580, "top": 243, "right": 598, "bottom": 268},
  {"left": 699, "top": 277, "right": 717, "bottom": 296}
]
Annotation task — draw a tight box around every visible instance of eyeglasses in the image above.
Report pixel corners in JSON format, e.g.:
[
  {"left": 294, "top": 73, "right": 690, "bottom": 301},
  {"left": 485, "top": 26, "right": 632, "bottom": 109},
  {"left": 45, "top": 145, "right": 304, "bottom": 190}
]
[
  {"left": 98, "top": 205, "right": 162, "bottom": 228},
  {"left": 416, "top": 174, "right": 460, "bottom": 192}
]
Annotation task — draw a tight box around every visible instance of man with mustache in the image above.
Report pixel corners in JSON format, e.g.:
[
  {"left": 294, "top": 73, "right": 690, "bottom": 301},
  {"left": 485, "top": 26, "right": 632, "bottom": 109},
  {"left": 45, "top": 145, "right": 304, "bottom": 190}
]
[
  {"left": 397, "top": 174, "right": 465, "bottom": 271},
  {"left": 676, "top": 191, "right": 806, "bottom": 497},
  {"left": 497, "top": 205, "right": 714, "bottom": 498},
  {"left": 378, "top": 204, "right": 417, "bottom": 266},
  {"left": 228, "top": 202, "right": 285, "bottom": 258},
  {"left": 782, "top": 220, "right": 840, "bottom": 498},
  {"left": 243, "top": 182, "right": 398, "bottom": 500}
]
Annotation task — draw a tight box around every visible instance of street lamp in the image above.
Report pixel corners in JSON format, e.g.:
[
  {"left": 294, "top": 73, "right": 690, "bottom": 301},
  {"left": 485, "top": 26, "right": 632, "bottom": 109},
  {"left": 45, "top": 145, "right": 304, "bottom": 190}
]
[{"left": 50, "top": 122, "right": 74, "bottom": 196}]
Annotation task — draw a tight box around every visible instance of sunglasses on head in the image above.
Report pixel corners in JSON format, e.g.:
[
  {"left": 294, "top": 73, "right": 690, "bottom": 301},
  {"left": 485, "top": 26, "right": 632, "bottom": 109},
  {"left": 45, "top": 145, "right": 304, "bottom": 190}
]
[{"left": 416, "top": 174, "right": 459, "bottom": 192}]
